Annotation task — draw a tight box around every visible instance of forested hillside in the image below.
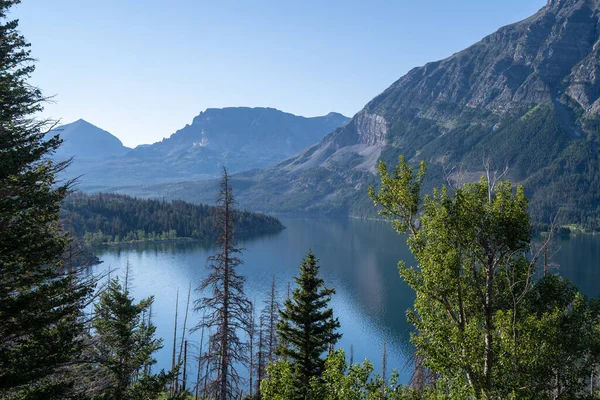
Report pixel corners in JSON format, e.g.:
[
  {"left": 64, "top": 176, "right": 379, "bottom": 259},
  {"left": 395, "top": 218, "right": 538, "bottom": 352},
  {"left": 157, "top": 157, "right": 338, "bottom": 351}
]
[{"left": 61, "top": 192, "right": 284, "bottom": 245}]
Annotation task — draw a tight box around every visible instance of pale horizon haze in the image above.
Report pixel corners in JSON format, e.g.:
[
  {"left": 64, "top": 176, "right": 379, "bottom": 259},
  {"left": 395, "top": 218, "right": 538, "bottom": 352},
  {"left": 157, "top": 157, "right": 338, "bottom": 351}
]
[{"left": 16, "top": 0, "right": 546, "bottom": 147}]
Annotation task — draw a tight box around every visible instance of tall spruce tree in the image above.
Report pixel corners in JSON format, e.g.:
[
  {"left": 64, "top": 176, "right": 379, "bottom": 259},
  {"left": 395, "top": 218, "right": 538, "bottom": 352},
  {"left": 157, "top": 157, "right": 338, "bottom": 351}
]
[
  {"left": 91, "top": 275, "right": 173, "bottom": 400},
  {"left": 194, "top": 167, "right": 251, "bottom": 400},
  {"left": 276, "top": 251, "right": 341, "bottom": 399},
  {"left": 0, "top": 1, "right": 93, "bottom": 398}
]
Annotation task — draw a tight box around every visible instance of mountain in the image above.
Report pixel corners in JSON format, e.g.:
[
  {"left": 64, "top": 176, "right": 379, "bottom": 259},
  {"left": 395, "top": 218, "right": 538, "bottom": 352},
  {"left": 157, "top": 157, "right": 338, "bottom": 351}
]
[
  {"left": 50, "top": 119, "right": 130, "bottom": 160},
  {"left": 66, "top": 108, "right": 349, "bottom": 189},
  {"left": 120, "top": 0, "right": 600, "bottom": 230}
]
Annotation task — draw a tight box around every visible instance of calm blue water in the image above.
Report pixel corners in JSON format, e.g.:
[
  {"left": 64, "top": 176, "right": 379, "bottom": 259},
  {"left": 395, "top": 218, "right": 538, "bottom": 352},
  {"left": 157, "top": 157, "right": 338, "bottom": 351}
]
[{"left": 92, "top": 217, "right": 600, "bottom": 389}]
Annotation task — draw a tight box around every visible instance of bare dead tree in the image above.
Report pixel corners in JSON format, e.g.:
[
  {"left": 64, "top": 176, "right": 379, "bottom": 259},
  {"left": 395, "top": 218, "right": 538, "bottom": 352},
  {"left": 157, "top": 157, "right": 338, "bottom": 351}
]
[
  {"left": 483, "top": 157, "right": 509, "bottom": 201},
  {"left": 381, "top": 340, "right": 387, "bottom": 395},
  {"left": 262, "top": 276, "right": 280, "bottom": 364},
  {"left": 171, "top": 288, "right": 179, "bottom": 394},
  {"left": 175, "top": 282, "right": 192, "bottom": 394},
  {"left": 408, "top": 351, "right": 437, "bottom": 392},
  {"left": 193, "top": 167, "right": 252, "bottom": 400},
  {"left": 248, "top": 300, "right": 256, "bottom": 399},
  {"left": 195, "top": 313, "right": 205, "bottom": 399},
  {"left": 255, "top": 319, "right": 267, "bottom": 398},
  {"left": 409, "top": 352, "right": 426, "bottom": 392},
  {"left": 182, "top": 340, "right": 188, "bottom": 392}
]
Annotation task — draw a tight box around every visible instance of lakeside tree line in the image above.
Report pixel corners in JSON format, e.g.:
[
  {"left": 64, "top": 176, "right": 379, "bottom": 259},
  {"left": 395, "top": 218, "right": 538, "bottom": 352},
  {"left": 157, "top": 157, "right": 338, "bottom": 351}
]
[
  {"left": 61, "top": 192, "right": 284, "bottom": 246},
  {"left": 3, "top": 1, "right": 600, "bottom": 399}
]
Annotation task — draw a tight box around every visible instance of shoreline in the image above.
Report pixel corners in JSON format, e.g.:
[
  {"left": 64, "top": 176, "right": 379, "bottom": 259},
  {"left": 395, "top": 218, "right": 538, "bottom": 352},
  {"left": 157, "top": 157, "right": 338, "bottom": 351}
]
[{"left": 88, "top": 227, "right": 286, "bottom": 249}]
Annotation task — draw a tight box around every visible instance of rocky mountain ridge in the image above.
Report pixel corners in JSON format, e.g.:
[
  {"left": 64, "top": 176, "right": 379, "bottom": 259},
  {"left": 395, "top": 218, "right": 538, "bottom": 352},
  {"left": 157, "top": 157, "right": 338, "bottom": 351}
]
[
  {"left": 120, "top": 0, "right": 600, "bottom": 230},
  {"left": 57, "top": 108, "right": 349, "bottom": 189}
]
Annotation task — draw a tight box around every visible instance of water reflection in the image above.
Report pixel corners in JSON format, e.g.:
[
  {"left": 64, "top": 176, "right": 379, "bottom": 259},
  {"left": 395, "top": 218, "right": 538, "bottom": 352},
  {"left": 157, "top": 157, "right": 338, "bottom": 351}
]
[{"left": 94, "top": 218, "right": 600, "bottom": 387}]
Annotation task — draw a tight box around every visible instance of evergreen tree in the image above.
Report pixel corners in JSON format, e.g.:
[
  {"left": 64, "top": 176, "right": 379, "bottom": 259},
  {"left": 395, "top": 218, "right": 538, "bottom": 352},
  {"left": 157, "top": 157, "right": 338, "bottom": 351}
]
[
  {"left": 91, "top": 276, "right": 173, "bottom": 400},
  {"left": 194, "top": 167, "right": 252, "bottom": 399},
  {"left": 276, "top": 251, "right": 341, "bottom": 399},
  {"left": 0, "top": 1, "right": 93, "bottom": 397}
]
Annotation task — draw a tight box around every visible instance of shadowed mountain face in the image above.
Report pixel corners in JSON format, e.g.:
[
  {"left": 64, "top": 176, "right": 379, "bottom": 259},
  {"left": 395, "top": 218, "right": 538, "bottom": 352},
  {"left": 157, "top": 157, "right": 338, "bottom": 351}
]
[
  {"left": 124, "top": 107, "right": 350, "bottom": 174},
  {"left": 123, "top": 0, "right": 600, "bottom": 229},
  {"left": 56, "top": 108, "right": 349, "bottom": 189},
  {"left": 50, "top": 119, "right": 130, "bottom": 160}
]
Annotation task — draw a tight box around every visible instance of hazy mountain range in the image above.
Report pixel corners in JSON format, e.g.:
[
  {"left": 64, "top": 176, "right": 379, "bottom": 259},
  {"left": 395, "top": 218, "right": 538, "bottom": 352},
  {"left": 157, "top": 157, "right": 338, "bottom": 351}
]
[
  {"left": 52, "top": 108, "right": 349, "bottom": 189},
  {"left": 104, "top": 0, "right": 600, "bottom": 230}
]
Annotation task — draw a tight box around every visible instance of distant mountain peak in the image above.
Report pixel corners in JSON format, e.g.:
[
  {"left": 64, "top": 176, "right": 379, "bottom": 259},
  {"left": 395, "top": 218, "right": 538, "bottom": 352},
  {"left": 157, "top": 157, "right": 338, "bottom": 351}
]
[
  {"left": 51, "top": 119, "right": 130, "bottom": 160},
  {"left": 64, "top": 107, "right": 350, "bottom": 190}
]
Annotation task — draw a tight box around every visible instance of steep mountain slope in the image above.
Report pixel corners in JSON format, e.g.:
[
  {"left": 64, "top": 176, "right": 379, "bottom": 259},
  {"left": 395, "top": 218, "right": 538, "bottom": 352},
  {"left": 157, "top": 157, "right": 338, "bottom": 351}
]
[
  {"left": 124, "top": 0, "right": 600, "bottom": 229},
  {"left": 66, "top": 108, "right": 349, "bottom": 189},
  {"left": 50, "top": 119, "right": 130, "bottom": 160}
]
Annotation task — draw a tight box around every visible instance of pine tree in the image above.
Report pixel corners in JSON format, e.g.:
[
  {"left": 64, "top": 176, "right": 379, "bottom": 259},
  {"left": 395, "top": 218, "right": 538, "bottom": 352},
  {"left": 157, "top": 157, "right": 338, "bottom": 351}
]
[
  {"left": 91, "top": 276, "right": 173, "bottom": 400},
  {"left": 276, "top": 251, "right": 341, "bottom": 399},
  {"left": 0, "top": 1, "right": 93, "bottom": 397},
  {"left": 194, "top": 167, "right": 251, "bottom": 399}
]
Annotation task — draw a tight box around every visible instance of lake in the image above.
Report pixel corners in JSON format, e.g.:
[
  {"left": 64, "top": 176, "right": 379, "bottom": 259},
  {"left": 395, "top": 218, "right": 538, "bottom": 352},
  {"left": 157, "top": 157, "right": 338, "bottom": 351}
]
[{"left": 93, "top": 217, "right": 600, "bottom": 389}]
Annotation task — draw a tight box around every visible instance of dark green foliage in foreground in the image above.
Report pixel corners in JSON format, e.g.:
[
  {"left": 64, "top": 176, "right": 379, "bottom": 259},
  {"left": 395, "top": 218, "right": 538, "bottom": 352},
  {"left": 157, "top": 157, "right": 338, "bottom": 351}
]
[
  {"left": 276, "top": 251, "right": 342, "bottom": 399},
  {"left": 90, "top": 276, "right": 175, "bottom": 400},
  {"left": 262, "top": 349, "right": 423, "bottom": 400},
  {"left": 0, "top": 1, "right": 94, "bottom": 397},
  {"left": 369, "top": 156, "right": 600, "bottom": 398},
  {"left": 61, "top": 192, "right": 284, "bottom": 245}
]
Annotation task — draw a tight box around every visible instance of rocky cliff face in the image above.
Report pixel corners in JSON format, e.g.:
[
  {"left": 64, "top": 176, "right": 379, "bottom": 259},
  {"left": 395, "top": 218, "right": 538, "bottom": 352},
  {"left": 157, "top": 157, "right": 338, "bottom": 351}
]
[{"left": 368, "top": 0, "right": 600, "bottom": 121}]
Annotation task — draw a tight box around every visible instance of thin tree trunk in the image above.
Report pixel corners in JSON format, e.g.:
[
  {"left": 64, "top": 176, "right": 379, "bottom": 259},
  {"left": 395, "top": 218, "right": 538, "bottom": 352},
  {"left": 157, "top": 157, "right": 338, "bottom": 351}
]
[
  {"left": 483, "top": 259, "right": 494, "bottom": 396},
  {"left": 172, "top": 288, "right": 179, "bottom": 394},
  {"left": 382, "top": 340, "right": 387, "bottom": 395},
  {"left": 203, "top": 336, "right": 211, "bottom": 399},
  {"left": 178, "top": 282, "right": 192, "bottom": 370},
  {"left": 196, "top": 322, "right": 205, "bottom": 399},
  {"left": 257, "top": 322, "right": 264, "bottom": 399},
  {"left": 249, "top": 301, "right": 255, "bottom": 399},
  {"left": 183, "top": 340, "right": 188, "bottom": 392},
  {"left": 220, "top": 185, "right": 231, "bottom": 400}
]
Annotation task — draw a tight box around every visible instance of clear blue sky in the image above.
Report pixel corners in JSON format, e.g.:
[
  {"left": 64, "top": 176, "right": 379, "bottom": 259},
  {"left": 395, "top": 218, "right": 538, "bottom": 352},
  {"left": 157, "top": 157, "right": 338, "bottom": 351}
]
[{"left": 15, "top": 0, "right": 546, "bottom": 147}]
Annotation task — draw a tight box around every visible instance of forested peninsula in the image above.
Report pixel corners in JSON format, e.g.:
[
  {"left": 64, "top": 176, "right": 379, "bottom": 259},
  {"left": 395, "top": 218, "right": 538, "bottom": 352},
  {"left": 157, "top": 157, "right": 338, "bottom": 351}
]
[{"left": 61, "top": 192, "right": 284, "bottom": 246}]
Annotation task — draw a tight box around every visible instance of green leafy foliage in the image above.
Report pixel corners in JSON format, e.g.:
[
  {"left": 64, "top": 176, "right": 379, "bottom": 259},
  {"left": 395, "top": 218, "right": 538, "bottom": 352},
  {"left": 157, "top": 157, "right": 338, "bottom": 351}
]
[
  {"left": 369, "top": 156, "right": 600, "bottom": 398},
  {"left": 262, "top": 350, "right": 422, "bottom": 400}
]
